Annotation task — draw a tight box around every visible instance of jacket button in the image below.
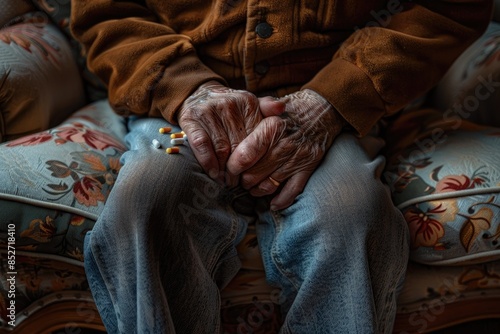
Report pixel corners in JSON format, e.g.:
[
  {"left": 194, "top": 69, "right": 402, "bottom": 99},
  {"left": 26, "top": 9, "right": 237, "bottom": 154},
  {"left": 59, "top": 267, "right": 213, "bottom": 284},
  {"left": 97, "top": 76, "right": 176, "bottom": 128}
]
[
  {"left": 255, "top": 22, "right": 273, "bottom": 38},
  {"left": 254, "top": 61, "right": 270, "bottom": 75}
]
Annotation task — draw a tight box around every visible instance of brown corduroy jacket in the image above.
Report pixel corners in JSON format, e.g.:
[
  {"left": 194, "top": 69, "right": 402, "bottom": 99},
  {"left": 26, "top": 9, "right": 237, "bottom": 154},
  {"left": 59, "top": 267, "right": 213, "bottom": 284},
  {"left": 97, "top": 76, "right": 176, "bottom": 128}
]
[{"left": 70, "top": 0, "right": 493, "bottom": 136}]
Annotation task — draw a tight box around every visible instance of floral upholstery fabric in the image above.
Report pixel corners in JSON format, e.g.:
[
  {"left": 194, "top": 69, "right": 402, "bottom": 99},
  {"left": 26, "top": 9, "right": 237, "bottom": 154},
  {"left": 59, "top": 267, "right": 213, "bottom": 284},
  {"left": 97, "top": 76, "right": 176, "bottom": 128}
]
[
  {"left": 0, "top": 253, "right": 92, "bottom": 329},
  {"left": 385, "top": 109, "right": 500, "bottom": 265},
  {"left": 0, "top": 10, "right": 86, "bottom": 142},
  {"left": 383, "top": 22, "right": 500, "bottom": 266},
  {"left": 0, "top": 100, "right": 126, "bottom": 329},
  {"left": 394, "top": 261, "right": 500, "bottom": 333},
  {"left": 0, "top": 100, "right": 126, "bottom": 261},
  {"left": 1, "top": 5, "right": 500, "bottom": 332},
  {"left": 30, "top": 0, "right": 108, "bottom": 102}
]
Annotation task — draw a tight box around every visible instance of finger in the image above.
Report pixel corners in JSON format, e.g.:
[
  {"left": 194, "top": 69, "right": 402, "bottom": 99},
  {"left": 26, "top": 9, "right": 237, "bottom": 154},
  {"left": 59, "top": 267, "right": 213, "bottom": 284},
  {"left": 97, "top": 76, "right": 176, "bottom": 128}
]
[
  {"left": 249, "top": 174, "right": 281, "bottom": 197},
  {"left": 215, "top": 97, "right": 255, "bottom": 186},
  {"left": 182, "top": 125, "right": 220, "bottom": 179},
  {"left": 218, "top": 95, "right": 255, "bottom": 150},
  {"left": 239, "top": 146, "right": 286, "bottom": 190},
  {"left": 270, "top": 170, "right": 312, "bottom": 211},
  {"left": 189, "top": 106, "right": 236, "bottom": 181},
  {"left": 258, "top": 97, "right": 286, "bottom": 117},
  {"left": 227, "top": 116, "right": 285, "bottom": 175}
]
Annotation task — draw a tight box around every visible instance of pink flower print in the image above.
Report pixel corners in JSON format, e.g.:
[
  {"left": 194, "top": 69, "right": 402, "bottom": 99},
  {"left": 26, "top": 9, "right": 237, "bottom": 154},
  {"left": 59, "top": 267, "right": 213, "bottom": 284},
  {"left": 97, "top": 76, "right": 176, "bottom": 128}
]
[
  {"left": 55, "top": 123, "right": 125, "bottom": 151},
  {"left": 405, "top": 205, "right": 446, "bottom": 249},
  {"left": 73, "top": 176, "right": 105, "bottom": 206},
  {"left": 436, "top": 174, "right": 485, "bottom": 193},
  {"left": 6, "top": 132, "right": 53, "bottom": 147}
]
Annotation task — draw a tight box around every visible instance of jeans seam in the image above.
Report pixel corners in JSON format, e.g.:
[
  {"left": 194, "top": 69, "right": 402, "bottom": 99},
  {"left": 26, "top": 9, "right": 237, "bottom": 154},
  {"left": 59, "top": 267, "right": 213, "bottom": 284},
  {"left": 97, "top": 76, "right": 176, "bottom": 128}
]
[
  {"left": 207, "top": 214, "right": 239, "bottom": 278},
  {"left": 379, "top": 218, "right": 410, "bottom": 334},
  {"left": 270, "top": 210, "right": 301, "bottom": 293}
]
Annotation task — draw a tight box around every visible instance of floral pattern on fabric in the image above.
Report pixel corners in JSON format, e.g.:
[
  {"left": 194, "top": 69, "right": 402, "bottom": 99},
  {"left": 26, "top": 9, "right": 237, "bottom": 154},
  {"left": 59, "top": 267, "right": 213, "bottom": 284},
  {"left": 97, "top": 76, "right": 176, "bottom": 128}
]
[
  {"left": 0, "top": 16, "right": 60, "bottom": 66},
  {"left": 31, "top": 0, "right": 108, "bottom": 101},
  {"left": 3, "top": 102, "right": 125, "bottom": 209},
  {"left": 405, "top": 204, "right": 446, "bottom": 249},
  {"left": 6, "top": 121, "right": 125, "bottom": 151},
  {"left": 435, "top": 167, "right": 490, "bottom": 193},
  {"left": 0, "top": 100, "right": 122, "bottom": 331},
  {"left": 0, "top": 100, "right": 126, "bottom": 260},
  {"left": 20, "top": 216, "right": 57, "bottom": 243},
  {"left": 403, "top": 197, "right": 500, "bottom": 255},
  {"left": 395, "top": 261, "right": 500, "bottom": 333},
  {"left": 384, "top": 108, "right": 500, "bottom": 264},
  {"left": 0, "top": 253, "right": 91, "bottom": 327},
  {"left": 0, "top": 203, "right": 98, "bottom": 261},
  {"left": 44, "top": 151, "right": 121, "bottom": 207}
]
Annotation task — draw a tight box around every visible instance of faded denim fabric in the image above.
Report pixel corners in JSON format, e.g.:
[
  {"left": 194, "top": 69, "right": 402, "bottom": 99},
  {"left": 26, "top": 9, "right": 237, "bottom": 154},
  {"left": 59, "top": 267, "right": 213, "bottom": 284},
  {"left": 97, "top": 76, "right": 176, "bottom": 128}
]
[{"left": 84, "top": 117, "right": 409, "bottom": 333}]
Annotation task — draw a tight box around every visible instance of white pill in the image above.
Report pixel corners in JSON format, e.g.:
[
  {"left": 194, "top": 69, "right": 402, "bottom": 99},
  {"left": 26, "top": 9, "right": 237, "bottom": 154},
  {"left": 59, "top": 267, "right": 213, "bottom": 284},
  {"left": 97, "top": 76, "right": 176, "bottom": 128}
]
[
  {"left": 170, "top": 138, "right": 185, "bottom": 146},
  {"left": 152, "top": 139, "right": 161, "bottom": 149}
]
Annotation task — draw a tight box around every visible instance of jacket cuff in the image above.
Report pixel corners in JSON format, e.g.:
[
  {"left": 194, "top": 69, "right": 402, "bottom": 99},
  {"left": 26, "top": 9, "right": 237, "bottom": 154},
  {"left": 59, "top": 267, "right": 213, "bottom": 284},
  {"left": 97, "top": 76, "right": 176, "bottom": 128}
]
[
  {"left": 151, "top": 54, "right": 227, "bottom": 123},
  {"left": 302, "top": 57, "right": 386, "bottom": 137},
  {"left": 109, "top": 52, "right": 227, "bottom": 124}
]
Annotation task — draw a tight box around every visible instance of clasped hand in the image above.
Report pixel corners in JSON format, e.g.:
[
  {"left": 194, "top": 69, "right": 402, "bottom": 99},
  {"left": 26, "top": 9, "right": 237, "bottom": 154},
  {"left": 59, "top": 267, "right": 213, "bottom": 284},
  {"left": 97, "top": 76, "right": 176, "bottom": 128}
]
[{"left": 178, "top": 81, "right": 345, "bottom": 210}]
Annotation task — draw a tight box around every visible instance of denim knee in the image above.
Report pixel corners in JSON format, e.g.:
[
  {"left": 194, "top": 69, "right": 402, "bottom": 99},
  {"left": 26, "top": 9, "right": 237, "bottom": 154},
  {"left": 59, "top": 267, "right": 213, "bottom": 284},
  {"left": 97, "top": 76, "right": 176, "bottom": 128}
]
[
  {"left": 115, "top": 148, "right": 208, "bottom": 204},
  {"left": 286, "top": 160, "right": 399, "bottom": 238}
]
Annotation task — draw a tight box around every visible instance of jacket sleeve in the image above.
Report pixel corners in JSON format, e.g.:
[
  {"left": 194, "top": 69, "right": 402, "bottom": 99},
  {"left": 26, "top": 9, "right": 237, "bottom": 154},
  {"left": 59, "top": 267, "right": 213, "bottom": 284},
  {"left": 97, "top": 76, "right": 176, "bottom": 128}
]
[
  {"left": 303, "top": 0, "right": 494, "bottom": 136},
  {"left": 70, "top": 0, "right": 225, "bottom": 123}
]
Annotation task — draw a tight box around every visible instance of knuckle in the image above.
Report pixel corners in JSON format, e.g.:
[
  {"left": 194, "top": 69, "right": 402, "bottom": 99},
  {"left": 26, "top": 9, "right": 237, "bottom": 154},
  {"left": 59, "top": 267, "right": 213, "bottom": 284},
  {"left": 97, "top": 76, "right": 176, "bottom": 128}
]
[
  {"left": 213, "top": 140, "right": 231, "bottom": 157},
  {"left": 239, "top": 91, "right": 257, "bottom": 105},
  {"left": 240, "top": 90, "right": 255, "bottom": 99},
  {"left": 266, "top": 115, "right": 282, "bottom": 128},
  {"left": 190, "top": 135, "right": 211, "bottom": 153}
]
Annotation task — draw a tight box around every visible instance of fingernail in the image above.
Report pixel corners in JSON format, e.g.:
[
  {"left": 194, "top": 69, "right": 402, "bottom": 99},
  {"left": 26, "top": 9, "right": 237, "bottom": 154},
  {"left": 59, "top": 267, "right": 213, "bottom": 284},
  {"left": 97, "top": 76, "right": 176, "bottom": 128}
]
[{"left": 270, "top": 204, "right": 278, "bottom": 211}]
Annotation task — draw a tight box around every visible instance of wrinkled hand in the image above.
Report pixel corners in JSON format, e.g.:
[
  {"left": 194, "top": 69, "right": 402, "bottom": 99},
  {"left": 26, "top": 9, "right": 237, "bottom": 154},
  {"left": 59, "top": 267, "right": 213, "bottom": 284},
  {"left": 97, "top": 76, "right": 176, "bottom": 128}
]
[
  {"left": 227, "top": 89, "right": 346, "bottom": 210},
  {"left": 178, "top": 80, "right": 284, "bottom": 183}
]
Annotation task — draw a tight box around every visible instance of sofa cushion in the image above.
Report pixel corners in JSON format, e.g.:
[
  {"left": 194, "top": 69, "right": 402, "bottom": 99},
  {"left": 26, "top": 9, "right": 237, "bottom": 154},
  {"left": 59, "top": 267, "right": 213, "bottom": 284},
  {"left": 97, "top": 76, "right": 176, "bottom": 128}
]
[
  {"left": 30, "top": 0, "right": 108, "bottom": 102},
  {"left": 384, "top": 108, "right": 500, "bottom": 265},
  {"left": 384, "top": 21, "right": 500, "bottom": 266},
  {"left": 0, "top": 13, "right": 86, "bottom": 142},
  {"left": 431, "top": 21, "right": 500, "bottom": 128},
  {"left": 0, "top": 100, "right": 126, "bottom": 262}
]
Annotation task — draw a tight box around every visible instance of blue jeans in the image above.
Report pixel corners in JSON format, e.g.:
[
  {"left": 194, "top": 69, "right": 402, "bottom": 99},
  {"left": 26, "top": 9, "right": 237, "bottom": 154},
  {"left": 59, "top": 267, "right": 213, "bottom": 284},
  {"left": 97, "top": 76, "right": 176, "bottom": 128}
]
[{"left": 84, "top": 116, "right": 409, "bottom": 333}]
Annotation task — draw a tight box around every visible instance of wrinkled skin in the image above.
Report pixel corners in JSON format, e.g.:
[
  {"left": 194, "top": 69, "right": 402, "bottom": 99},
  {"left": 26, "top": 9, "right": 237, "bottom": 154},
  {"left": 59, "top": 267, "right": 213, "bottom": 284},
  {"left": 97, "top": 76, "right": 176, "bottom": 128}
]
[
  {"left": 178, "top": 82, "right": 345, "bottom": 210},
  {"left": 228, "top": 89, "right": 345, "bottom": 210},
  {"left": 178, "top": 80, "right": 285, "bottom": 184}
]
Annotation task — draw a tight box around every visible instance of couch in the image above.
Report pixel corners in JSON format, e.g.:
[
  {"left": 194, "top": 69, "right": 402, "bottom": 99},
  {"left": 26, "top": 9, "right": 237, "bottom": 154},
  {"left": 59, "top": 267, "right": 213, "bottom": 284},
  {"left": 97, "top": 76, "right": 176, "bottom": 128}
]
[{"left": 1, "top": 1, "right": 500, "bottom": 333}]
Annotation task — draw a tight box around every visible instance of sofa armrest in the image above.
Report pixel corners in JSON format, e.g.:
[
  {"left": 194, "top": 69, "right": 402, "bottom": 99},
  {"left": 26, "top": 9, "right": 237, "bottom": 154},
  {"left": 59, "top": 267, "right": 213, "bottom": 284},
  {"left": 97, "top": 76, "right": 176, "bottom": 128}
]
[
  {"left": 429, "top": 21, "right": 500, "bottom": 127},
  {"left": 0, "top": 13, "right": 87, "bottom": 142}
]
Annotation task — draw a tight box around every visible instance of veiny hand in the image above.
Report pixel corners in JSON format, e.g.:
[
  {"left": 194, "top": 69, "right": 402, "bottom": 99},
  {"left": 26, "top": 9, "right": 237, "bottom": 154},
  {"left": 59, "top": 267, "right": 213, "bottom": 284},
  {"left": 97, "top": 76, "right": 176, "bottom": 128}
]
[
  {"left": 177, "top": 81, "right": 284, "bottom": 184},
  {"left": 227, "top": 89, "right": 346, "bottom": 210}
]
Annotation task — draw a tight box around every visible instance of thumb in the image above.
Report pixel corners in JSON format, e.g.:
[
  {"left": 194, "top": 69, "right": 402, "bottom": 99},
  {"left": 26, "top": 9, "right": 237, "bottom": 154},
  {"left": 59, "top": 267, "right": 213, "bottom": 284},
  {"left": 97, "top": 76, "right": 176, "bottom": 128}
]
[{"left": 258, "top": 96, "right": 286, "bottom": 117}]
